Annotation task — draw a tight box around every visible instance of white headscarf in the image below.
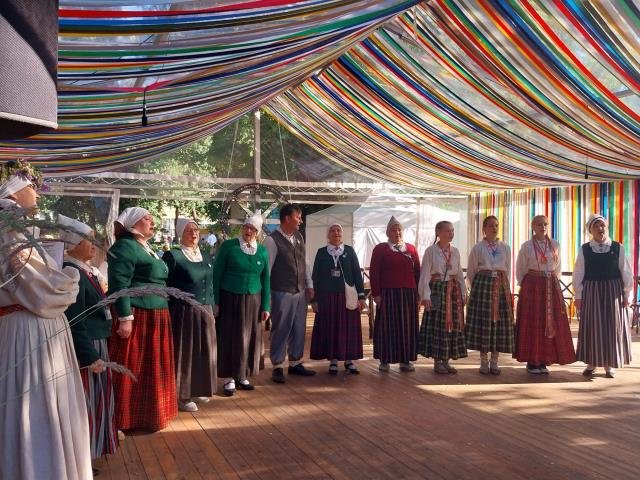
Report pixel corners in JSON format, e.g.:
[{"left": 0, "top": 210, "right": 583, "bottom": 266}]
[
  {"left": 116, "top": 207, "right": 149, "bottom": 236},
  {"left": 586, "top": 213, "right": 606, "bottom": 233},
  {"left": 58, "top": 214, "right": 93, "bottom": 246},
  {"left": 243, "top": 212, "right": 264, "bottom": 232},
  {"left": 0, "top": 175, "right": 31, "bottom": 199},
  {"left": 176, "top": 217, "right": 203, "bottom": 262},
  {"left": 326, "top": 223, "right": 344, "bottom": 262},
  {"left": 176, "top": 217, "right": 198, "bottom": 240}
]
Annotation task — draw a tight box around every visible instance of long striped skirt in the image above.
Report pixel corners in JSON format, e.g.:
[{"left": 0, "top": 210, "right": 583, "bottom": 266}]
[
  {"left": 514, "top": 274, "right": 576, "bottom": 365},
  {"left": 465, "top": 271, "right": 514, "bottom": 353},
  {"left": 109, "top": 307, "right": 177, "bottom": 432},
  {"left": 216, "top": 290, "right": 263, "bottom": 379},
  {"left": 577, "top": 278, "right": 632, "bottom": 368},
  {"left": 418, "top": 280, "right": 467, "bottom": 361},
  {"left": 81, "top": 339, "right": 118, "bottom": 459},
  {"left": 310, "top": 291, "right": 363, "bottom": 361},
  {"left": 170, "top": 302, "right": 217, "bottom": 399},
  {"left": 373, "top": 288, "right": 418, "bottom": 364}
]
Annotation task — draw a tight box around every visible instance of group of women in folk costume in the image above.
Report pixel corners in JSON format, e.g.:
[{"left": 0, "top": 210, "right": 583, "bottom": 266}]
[{"left": 413, "top": 213, "right": 632, "bottom": 378}]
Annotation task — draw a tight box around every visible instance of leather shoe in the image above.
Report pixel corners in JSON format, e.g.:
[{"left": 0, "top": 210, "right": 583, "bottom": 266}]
[
  {"left": 272, "top": 368, "right": 285, "bottom": 383},
  {"left": 236, "top": 380, "right": 255, "bottom": 390},
  {"left": 288, "top": 364, "right": 316, "bottom": 376}
]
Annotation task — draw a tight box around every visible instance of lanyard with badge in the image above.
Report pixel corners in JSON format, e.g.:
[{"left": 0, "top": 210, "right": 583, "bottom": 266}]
[
  {"left": 486, "top": 240, "right": 499, "bottom": 277},
  {"left": 330, "top": 247, "right": 342, "bottom": 278}
]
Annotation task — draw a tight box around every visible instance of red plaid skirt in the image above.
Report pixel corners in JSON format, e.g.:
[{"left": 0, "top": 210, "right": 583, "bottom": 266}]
[
  {"left": 514, "top": 274, "right": 576, "bottom": 365},
  {"left": 109, "top": 307, "right": 177, "bottom": 432}
]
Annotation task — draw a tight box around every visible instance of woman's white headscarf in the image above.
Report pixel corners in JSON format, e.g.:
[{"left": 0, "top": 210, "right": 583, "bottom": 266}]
[
  {"left": 586, "top": 213, "right": 606, "bottom": 234},
  {"left": 0, "top": 175, "right": 31, "bottom": 199},
  {"left": 58, "top": 214, "right": 93, "bottom": 246},
  {"left": 116, "top": 207, "right": 149, "bottom": 236},
  {"left": 326, "top": 223, "right": 344, "bottom": 262}
]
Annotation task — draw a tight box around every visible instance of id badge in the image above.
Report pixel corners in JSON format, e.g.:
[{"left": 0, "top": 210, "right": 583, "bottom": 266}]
[
  {"left": 104, "top": 308, "right": 113, "bottom": 321},
  {"left": 491, "top": 271, "right": 498, "bottom": 278},
  {"left": 331, "top": 268, "right": 341, "bottom": 278}
]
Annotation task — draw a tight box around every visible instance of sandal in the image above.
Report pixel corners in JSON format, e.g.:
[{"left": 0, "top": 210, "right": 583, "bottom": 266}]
[
  {"left": 345, "top": 362, "right": 360, "bottom": 374},
  {"left": 328, "top": 363, "right": 338, "bottom": 375}
]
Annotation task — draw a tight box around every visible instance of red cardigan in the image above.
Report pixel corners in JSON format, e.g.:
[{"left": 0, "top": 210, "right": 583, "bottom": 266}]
[{"left": 369, "top": 243, "right": 421, "bottom": 296}]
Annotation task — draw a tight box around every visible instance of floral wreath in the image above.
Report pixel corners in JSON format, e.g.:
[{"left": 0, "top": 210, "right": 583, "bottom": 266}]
[{"left": 0, "top": 159, "right": 46, "bottom": 191}]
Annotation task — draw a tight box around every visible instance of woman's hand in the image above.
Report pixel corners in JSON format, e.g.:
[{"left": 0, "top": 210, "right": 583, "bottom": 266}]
[
  {"left": 574, "top": 299, "right": 582, "bottom": 311},
  {"left": 260, "top": 311, "right": 270, "bottom": 322},
  {"left": 311, "top": 302, "right": 318, "bottom": 313},
  {"left": 421, "top": 299, "right": 432, "bottom": 310},
  {"left": 357, "top": 299, "right": 367, "bottom": 312},
  {"left": 212, "top": 304, "right": 220, "bottom": 317},
  {"left": 623, "top": 297, "right": 629, "bottom": 308},
  {"left": 117, "top": 320, "right": 133, "bottom": 338},
  {"left": 89, "top": 358, "right": 106, "bottom": 374}
]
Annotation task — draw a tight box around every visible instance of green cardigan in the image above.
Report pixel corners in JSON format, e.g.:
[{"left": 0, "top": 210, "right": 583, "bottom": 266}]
[
  {"left": 107, "top": 236, "right": 169, "bottom": 317},
  {"left": 163, "top": 249, "right": 215, "bottom": 306},
  {"left": 311, "top": 245, "right": 365, "bottom": 297},
  {"left": 212, "top": 238, "right": 270, "bottom": 312},
  {"left": 63, "top": 262, "right": 112, "bottom": 367}
]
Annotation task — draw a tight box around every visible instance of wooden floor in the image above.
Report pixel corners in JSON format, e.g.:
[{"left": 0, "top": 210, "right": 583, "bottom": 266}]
[{"left": 98, "top": 315, "right": 640, "bottom": 480}]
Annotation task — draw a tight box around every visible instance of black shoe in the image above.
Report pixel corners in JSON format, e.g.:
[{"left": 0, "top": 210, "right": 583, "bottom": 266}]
[
  {"left": 93, "top": 468, "right": 100, "bottom": 477},
  {"left": 582, "top": 367, "right": 595, "bottom": 377},
  {"left": 288, "top": 364, "right": 317, "bottom": 376},
  {"left": 236, "top": 380, "right": 255, "bottom": 390},
  {"left": 345, "top": 362, "right": 360, "bottom": 374},
  {"left": 328, "top": 363, "right": 338, "bottom": 375},
  {"left": 223, "top": 380, "right": 236, "bottom": 396},
  {"left": 272, "top": 368, "right": 285, "bottom": 383}
]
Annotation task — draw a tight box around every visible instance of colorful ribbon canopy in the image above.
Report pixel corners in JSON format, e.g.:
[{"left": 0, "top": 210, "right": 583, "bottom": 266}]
[
  {"left": 0, "top": 0, "right": 419, "bottom": 174},
  {"left": 267, "top": 1, "right": 640, "bottom": 192}
]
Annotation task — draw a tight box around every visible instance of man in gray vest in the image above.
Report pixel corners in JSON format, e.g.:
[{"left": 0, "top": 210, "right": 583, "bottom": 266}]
[{"left": 263, "top": 203, "right": 316, "bottom": 383}]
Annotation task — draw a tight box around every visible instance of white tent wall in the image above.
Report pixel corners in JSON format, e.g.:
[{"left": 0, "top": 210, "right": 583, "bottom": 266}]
[{"left": 305, "top": 198, "right": 469, "bottom": 269}]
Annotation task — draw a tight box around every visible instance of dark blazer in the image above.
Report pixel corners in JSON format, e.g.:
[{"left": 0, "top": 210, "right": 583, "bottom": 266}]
[
  {"left": 63, "top": 262, "right": 112, "bottom": 367},
  {"left": 311, "top": 244, "right": 365, "bottom": 298}
]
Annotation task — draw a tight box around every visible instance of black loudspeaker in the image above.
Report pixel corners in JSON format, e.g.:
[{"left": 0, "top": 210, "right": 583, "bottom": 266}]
[{"left": 0, "top": 0, "right": 58, "bottom": 139}]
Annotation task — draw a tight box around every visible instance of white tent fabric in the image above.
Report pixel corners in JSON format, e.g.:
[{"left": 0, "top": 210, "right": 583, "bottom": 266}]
[{"left": 306, "top": 198, "right": 469, "bottom": 270}]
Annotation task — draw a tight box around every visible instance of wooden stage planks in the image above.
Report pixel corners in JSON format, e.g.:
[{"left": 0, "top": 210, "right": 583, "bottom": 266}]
[{"left": 99, "top": 316, "right": 640, "bottom": 480}]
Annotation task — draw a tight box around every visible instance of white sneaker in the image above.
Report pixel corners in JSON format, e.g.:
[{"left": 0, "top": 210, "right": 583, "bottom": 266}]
[
  {"left": 193, "top": 397, "right": 210, "bottom": 404},
  {"left": 179, "top": 400, "right": 198, "bottom": 412}
]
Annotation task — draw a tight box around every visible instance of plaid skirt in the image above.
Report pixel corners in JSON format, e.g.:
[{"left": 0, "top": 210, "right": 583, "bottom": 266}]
[
  {"left": 418, "top": 280, "right": 467, "bottom": 361},
  {"left": 310, "top": 291, "right": 363, "bottom": 361},
  {"left": 465, "top": 271, "right": 514, "bottom": 353},
  {"left": 373, "top": 288, "right": 418, "bottom": 364},
  {"left": 514, "top": 274, "right": 575, "bottom": 365},
  {"left": 577, "top": 279, "right": 632, "bottom": 368},
  {"left": 80, "top": 339, "right": 118, "bottom": 459},
  {"left": 216, "top": 290, "right": 263, "bottom": 379},
  {"left": 109, "top": 307, "right": 177, "bottom": 432}
]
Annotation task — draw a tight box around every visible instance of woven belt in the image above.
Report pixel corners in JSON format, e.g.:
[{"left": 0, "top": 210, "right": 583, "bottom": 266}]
[
  {"left": 0, "top": 304, "right": 26, "bottom": 317},
  {"left": 478, "top": 270, "right": 512, "bottom": 323},
  {"left": 526, "top": 270, "right": 559, "bottom": 337},
  {"left": 429, "top": 275, "right": 463, "bottom": 332}
]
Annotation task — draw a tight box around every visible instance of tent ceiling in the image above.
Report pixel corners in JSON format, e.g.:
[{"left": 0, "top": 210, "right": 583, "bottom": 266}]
[
  {"left": 1, "top": 1, "right": 638, "bottom": 194},
  {"left": 267, "top": 2, "right": 640, "bottom": 192},
  {"left": 0, "top": 0, "right": 419, "bottom": 174}
]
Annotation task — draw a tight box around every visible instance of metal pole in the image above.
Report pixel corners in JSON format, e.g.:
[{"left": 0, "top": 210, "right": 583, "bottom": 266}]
[{"left": 254, "top": 110, "right": 261, "bottom": 211}]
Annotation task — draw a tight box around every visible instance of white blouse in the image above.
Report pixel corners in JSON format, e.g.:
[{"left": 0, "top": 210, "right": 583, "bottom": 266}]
[
  {"left": 418, "top": 244, "right": 466, "bottom": 301},
  {"left": 572, "top": 239, "right": 633, "bottom": 300},
  {"left": 515, "top": 238, "right": 561, "bottom": 284},
  {"left": 466, "top": 239, "right": 511, "bottom": 288}
]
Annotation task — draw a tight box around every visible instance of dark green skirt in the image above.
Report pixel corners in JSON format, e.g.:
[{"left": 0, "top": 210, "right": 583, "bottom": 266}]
[
  {"left": 418, "top": 280, "right": 467, "bottom": 360},
  {"left": 465, "top": 271, "right": 514, "bottom": 353}
]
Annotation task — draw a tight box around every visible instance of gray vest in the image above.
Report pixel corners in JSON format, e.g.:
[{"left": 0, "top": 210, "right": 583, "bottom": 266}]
[{"left": 270, "top": 230, "right": 306, "bottom": 293}]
